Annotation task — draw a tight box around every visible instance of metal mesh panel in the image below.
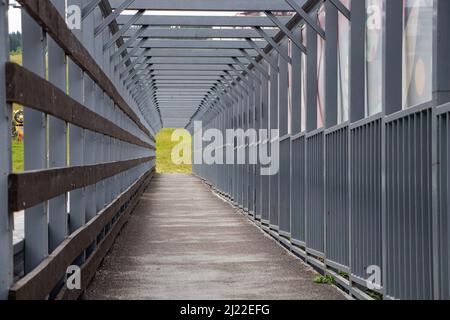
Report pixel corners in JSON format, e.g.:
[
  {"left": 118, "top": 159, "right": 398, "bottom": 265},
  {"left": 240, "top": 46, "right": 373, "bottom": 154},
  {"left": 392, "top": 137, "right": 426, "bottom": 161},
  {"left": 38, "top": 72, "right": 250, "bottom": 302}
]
[
  {"left": 291, "top": 136, "right": 306, "bottom": 244},
  {"left": 306, "top": 132, "right": 324, "bottom": 254},
  {"left": 325, "top": 127, "right": 349, "bottom": 268},
  {"left": 350, "top": 119, "right": 382, "bottom": 283},
  {"left": 438, "top": 111, "right": 450, "bottom": 299},
  {"left": 385, "top": 108, "right": 433, "bottom": 300}
]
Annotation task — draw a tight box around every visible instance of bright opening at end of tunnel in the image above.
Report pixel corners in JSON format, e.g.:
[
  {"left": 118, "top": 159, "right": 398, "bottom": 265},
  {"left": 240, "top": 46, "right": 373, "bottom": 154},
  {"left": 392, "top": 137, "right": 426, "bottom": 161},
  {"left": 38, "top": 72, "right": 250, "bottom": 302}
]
[{"left": 156, "top": 128, "right": 192, "bottom": 174}]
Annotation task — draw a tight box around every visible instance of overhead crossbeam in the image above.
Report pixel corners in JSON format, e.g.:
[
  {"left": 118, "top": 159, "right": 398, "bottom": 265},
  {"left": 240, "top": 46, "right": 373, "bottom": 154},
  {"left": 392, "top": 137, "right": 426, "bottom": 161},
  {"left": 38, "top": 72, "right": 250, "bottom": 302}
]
[
  {"left": 116, "top": 15, "right": 292, "bottom": 27},
  {"left": 128, "top": 49, "right": 259, "bottom": 58},
  {"left": 110, "top": 0, "right": 305, "bottom": 11},
  {"left": 135, "top": 40, "right": 267, "bottom": 50},
  {"left": 122, "top": 27, "right": 279, "bottom": 39}
]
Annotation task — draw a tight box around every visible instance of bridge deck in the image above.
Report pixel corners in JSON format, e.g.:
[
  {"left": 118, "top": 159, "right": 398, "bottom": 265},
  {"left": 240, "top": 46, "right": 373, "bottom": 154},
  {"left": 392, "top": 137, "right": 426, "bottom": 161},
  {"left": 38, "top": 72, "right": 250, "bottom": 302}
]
[{"left": 85, "top": 174, "right": 345, "bottom": 300}]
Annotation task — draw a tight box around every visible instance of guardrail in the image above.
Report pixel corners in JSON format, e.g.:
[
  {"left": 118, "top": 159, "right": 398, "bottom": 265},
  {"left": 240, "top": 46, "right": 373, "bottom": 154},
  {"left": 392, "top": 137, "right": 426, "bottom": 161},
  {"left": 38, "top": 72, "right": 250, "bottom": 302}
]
[
  {"left": 0, "top": 0, "right": 156, "bottom": 299},
  {"left": 190, "top": 0, "right": 450, "bottom": 300}
]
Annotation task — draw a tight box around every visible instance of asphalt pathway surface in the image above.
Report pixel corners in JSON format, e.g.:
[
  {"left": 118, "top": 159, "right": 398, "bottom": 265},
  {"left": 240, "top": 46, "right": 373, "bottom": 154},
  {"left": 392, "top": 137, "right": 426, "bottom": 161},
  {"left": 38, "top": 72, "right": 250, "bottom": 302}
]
[{"left": 86, "top": 174, "right": 345, "bottom": 300}]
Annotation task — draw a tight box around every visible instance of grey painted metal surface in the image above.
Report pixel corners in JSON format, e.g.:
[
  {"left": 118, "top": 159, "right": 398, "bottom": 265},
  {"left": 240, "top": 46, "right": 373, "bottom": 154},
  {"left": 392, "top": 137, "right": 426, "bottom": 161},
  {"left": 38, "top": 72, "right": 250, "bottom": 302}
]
[
  {"left": 437, "top": 105, "right": 450, "bottom": 299},
  {"left": 350, "top": 119, "right": 382, "bottom": 286},
  {"left": 0, "top": 0, "right": 12, "bottom": 300},
  {"left": 189, "top": 0, "right": 448, "bottom": 301},
  {"left": 1, "top": 0, "right": 156, "bottom": 299},
  {"left": 0, "top": 0, "right": 449, "bottom": 301}
]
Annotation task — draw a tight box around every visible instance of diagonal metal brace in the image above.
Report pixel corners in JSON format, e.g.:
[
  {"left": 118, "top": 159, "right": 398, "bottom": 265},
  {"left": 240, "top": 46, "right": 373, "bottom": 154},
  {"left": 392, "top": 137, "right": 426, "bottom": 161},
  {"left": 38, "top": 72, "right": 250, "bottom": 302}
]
[
  {"left": 82, "top": 0, "right": 102, "bottom": 19},
  {"left": 284, "top": 0, "right": 325, "bottom": 39},
  {"left": 246, "top": 38, "right": 279, "bottom": 72},
  {"left": 103, "top": 10, "right": 145, "bottom": 51},
  {"left": 239, "top": 49, "right": 270, "bottom": 80},
  {"left": 265, "top": 11, "right": 307, "bottom": 53},
  {"left": 329, "top": 0, "right": 351, "bottom": 20},
  {"left": 229, "top": 61, "right": 261, "bottom": 85},
  {"left": 94, "top": 0, "right": 135, "bottom": 37},
  {"left": 253, "top": 27, "right": 291, "bottom": 64}
]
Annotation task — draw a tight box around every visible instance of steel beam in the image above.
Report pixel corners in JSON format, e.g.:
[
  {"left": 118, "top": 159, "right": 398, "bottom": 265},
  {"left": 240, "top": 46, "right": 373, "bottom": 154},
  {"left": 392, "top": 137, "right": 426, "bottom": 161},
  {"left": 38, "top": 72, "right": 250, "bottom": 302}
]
[
  {"left": 116, "top": 15, "right": 292, "bottom": 27},
  {"left": 135, "top": 40, "right": 267, "bottom": 50},
  {"left": 110, "top": 0, "right": 305, "bottom": 11},
  {"left": 123, "top": 27, "right": 278, "bottom": 39}
]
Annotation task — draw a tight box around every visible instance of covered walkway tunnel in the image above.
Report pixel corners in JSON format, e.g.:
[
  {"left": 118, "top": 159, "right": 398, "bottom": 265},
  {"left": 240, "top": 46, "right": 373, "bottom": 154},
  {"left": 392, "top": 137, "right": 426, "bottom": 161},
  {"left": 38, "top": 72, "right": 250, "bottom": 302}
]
[{"left": 0, "top": 0, "right": 450, "bottom": 300}]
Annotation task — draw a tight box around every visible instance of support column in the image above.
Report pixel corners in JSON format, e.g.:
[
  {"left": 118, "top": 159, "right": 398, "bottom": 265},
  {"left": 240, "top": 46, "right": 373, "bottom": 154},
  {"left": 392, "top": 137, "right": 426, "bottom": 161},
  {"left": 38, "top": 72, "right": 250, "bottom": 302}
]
[
  {"left": 48, "top": 0, "right": 68, "bottom": 253},
  {"left": 0, "top": 0, "right": 13, "bottom": 299},
  {"left": 22, "top": 5, "right": 48, "bottom": 274}
]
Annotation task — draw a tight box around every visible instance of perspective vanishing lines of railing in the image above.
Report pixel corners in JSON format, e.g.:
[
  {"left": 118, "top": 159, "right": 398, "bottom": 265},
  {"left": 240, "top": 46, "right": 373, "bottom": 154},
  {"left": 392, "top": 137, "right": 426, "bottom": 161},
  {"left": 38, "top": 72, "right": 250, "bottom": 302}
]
[{"left": 0, "top": 0, "right": 449, "bottom": 301}]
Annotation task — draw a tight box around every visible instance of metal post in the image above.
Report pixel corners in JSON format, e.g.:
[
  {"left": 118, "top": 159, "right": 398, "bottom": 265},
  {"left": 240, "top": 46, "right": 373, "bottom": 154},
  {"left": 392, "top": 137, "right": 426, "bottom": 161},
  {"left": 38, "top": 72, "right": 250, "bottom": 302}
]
[
  {"left": 68, "top": 0, "right": 86, "bottom": 264},
  {"left": 0, "top": 0, "right": 13, "bottom": 299},
  {"left": 48, "top": 0, "right": 68, "bottom": 253},
  {"left": 269, "top": 51, "right": 279, "bottom": 231},
  {"left": 22, "top": 7, "right": 49, "bottom": 274}
]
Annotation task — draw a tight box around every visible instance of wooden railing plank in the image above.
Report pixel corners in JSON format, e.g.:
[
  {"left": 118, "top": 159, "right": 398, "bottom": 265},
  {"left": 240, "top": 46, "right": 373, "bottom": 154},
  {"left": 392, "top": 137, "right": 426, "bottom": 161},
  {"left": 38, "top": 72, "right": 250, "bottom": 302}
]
[
  {"left": 16, "top": 0, "right": 155, "bottom": 142},
  {"left": 5, "top": 62, "right": 154, "bottom": 150},
  {"left": 8, "top": 169, "right": 154, "bottom": 300},
  {"left": 8, "top": 155, "right": 155, "bottom": 212}
]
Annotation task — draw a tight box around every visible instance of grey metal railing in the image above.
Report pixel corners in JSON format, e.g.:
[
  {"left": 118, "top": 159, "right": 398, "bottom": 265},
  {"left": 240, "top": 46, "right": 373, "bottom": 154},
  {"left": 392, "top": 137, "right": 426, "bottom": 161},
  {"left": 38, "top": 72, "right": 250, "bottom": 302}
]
[
  {"left": 189, "top": 0, "right": 450, "bottom": 300},
  {"left": 0, "top": 0, "right": 158, "bottom": 299},
  {"left": 0, "top": 0, "right": 449, "bottom": 301}
]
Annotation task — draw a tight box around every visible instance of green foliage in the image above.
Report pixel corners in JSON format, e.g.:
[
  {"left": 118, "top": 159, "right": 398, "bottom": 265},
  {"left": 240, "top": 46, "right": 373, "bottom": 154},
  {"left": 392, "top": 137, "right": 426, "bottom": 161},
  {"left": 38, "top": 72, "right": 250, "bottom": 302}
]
[
  {"left": 12, "top": 138, "right": 24, "bottom": 173},
  {"left": 367, "top": 290, "right": 383, "bottom": 301},
  {"left": 9, "top": 32, "right": 21, "bottom": 54},
  {"left": 313, "top": 275, "right": 336, "bottom": 285},
  {"left": 156, "top": 128, "right": 192, "bottom": 174},
  {"left": 10, "top": 52, "right": 22, "bottom": 65}
]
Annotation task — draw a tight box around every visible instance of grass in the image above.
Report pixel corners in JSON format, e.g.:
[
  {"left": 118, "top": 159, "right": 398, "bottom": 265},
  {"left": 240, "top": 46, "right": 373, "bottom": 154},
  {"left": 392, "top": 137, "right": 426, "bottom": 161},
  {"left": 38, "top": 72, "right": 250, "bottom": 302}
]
[
  {"left": 10, "top": 52, "right": 22, "bottom": 65},
  {"left": 11, "top": 127, "right": 194, "bottom": 174},
  {"left": 10, "top": 52, "right": 24, "bottom": 172},
  {"left": 313, "top": 275, "right": 336, "bottom": 285},
  {"left": 156, "top": 128, "right": 192, "bottom": 174},
  {"left": 7, "top": 53, "right": 192, "bottom": 175},
  {"left": 12, "top": 138, "right": 24, "bottom": 172}
]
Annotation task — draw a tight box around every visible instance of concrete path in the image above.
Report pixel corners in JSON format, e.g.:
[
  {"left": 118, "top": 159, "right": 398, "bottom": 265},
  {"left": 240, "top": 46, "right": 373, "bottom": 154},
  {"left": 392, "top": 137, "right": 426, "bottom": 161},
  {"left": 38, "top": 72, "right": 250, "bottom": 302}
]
[{"left": 85, "top": 174, "right": 345, "bottom": 300}]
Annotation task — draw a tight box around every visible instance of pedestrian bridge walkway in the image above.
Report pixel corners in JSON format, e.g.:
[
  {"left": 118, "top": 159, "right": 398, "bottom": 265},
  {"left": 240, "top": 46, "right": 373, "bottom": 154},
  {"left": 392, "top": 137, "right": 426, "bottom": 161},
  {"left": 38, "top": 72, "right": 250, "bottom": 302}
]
[
  {"left": 1, "top": 0, "right": 449, "bottom": 301},
  {"left": 85, "top": 174, "right": 344, "bottom": 300}
]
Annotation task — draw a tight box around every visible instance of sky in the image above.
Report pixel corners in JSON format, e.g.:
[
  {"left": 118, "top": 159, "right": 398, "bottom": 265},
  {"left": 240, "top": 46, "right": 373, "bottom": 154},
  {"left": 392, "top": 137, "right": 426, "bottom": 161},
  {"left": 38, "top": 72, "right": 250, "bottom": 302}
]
[{"left": 8, "top": 6, "right": 21, "bottom": 33}]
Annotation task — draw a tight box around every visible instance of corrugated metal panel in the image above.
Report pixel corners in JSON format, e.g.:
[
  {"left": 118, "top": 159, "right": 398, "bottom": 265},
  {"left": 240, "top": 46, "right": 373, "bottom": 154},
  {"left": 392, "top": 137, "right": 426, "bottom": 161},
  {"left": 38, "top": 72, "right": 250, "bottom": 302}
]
[
  {"left": 270, "top": 139, "right": 280, "bottom": 227},
  {"left": 255, "top": 161, "right": 261, "bottom": 217},
  {"left": 261, "top": 142, "right": 271, "bottom": 223},
  {"left": 279, "top": 138, "right": 291, "bottom": 234},
  {"left": 325, "top": 126, "right": 349, "bottom": 268},
  {"left": 306, "top": 132, "right": 324, "bottom": 254},
  {"left": 438, "top": 111, "right": 450, "bottom": 299},
  {"left": 291, "top": 136, "right": 306, "bottom": 244},
  {"left": 350, "top": 119, "right": 382, "bottom": 283},
  {"left": 385, "top": 108, "right": 433, "bottom": 300}
]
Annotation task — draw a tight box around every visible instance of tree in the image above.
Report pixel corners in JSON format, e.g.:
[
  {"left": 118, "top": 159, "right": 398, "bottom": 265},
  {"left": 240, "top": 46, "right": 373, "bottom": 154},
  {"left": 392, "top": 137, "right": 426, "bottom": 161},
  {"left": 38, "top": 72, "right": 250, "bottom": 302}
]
[{"left": 9, "top": 31, "right": 21, "bottom": 53}]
